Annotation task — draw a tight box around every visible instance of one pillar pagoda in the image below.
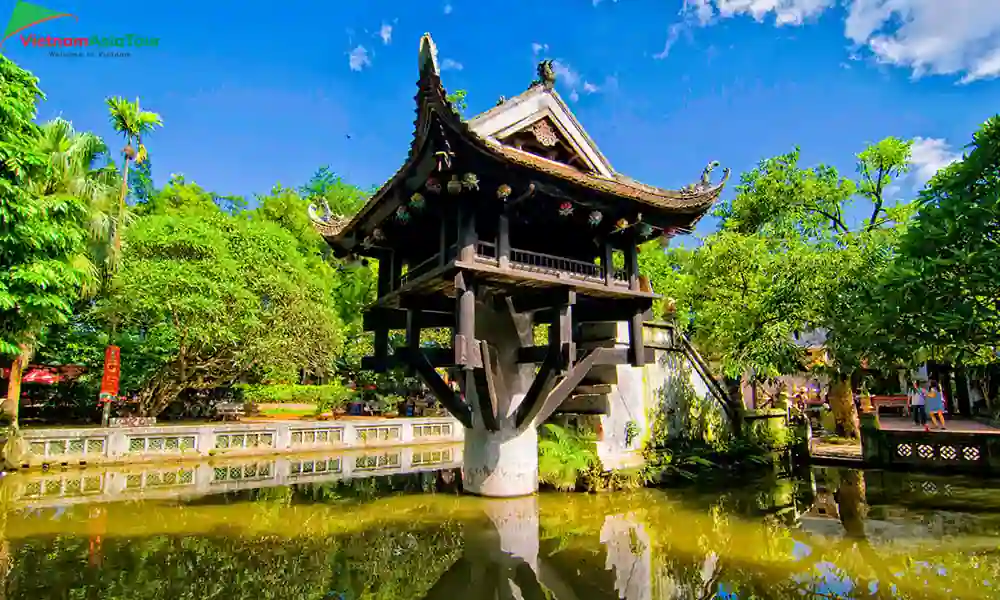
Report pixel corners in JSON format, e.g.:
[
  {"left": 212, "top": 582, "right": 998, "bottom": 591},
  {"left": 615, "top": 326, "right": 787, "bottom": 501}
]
[{"left": 310, "top": 34, "right": 729, "bottom": 497}]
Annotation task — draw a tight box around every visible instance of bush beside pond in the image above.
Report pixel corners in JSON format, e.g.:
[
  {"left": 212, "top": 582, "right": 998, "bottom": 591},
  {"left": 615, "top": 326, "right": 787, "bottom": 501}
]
[{"left": 236, "top": 382, "right": 352, "bottom": 413}]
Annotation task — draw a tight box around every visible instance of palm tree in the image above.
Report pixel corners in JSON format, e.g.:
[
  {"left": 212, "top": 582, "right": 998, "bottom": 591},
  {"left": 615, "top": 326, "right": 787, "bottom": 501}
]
[
  {"left": 99, "top": 97, "right": 161, "bottom": 423},
  {"left": 31, "top": 118, "right": 121, "bottom": 295},
  {"left": 3, "top": 119, "right": 117, "bottom": 437}
]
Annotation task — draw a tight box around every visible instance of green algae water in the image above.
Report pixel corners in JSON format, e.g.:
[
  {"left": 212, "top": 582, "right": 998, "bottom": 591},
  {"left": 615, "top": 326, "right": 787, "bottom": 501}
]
[{"left": 0, "top": 451, "right": 998, "bottom": 599}]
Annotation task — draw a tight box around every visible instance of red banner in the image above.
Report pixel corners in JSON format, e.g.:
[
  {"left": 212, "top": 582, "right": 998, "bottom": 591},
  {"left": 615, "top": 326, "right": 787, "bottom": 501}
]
[{"left": 99, "top": 346, "right": 121, "bottom": 400}]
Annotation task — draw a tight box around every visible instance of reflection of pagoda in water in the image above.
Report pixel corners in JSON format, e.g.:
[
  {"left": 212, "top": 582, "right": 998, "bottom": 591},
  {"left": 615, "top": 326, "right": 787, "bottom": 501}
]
[{"left": 422, "top": 499, "right": 656, "bottom": 600}]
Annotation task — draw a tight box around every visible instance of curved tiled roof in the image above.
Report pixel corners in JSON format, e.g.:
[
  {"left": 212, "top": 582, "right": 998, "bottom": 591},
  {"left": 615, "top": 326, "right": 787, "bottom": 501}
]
[{"left": 311, "top": 33, "right": 729, "bottom": 241}]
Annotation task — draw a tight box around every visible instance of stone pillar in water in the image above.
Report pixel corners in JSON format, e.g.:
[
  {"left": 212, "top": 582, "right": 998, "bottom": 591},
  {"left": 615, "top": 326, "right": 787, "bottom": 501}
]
[{"left": 461, "top": 297, "right": 541, "bottom": 497}]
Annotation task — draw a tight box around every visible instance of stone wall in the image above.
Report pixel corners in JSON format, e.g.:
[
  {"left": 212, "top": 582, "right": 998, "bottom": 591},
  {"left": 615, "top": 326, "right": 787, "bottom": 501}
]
[{"left": 556, "top": 322, "right": 733, "bottom": 471}]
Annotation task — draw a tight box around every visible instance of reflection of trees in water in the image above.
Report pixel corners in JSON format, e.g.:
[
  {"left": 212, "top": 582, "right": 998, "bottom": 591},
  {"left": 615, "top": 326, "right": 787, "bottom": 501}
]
[
  {"left": 5, "top": 468, "right": 1000, "bottom": 599},
  {"left": 6, "top": 521, "right": 463, "bottom": 599}
]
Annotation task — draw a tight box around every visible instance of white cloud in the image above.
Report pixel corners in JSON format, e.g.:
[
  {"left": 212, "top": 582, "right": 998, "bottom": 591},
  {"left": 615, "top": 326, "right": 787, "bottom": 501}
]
[
  {"left": 443, "top": 3, "right": 453, "bottom": 14},
  {"left": 532, "top": 42, "right": 549, "bottom": 56},
  {"left": 551, "top": 60, "right": 582, "bottom": 88},
  {"left": 349, "top": 46, "right": 371, "bottom": 71},
  {"left": 582, "top": 81, "right": 600, "bottom": 93},
  {"left": 441, "top": 58, "right": 464, "bottom": 71},
  {"left": 379, "top": 24, "right": 392, "bottom": 45},
  {"left": 909, "top": 137, "right": 961, "bottom": 185},
  {"left": 665, "top": 0, "right": 1000, "bottom": 83},
  {"left": 569, "top": 90, "right": 580, "bottom": 101}
]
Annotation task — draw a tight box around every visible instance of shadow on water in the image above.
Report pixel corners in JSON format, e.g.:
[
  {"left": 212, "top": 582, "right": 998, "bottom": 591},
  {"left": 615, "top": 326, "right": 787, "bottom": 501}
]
[{"left": 0, "top": 460, "right": 998, "bottom": 599}]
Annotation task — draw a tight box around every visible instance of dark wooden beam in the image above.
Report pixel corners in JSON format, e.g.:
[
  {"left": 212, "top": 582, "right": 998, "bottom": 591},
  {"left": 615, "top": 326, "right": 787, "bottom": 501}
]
[
  {"left": 513, "top": 349, "right": 560, "bottom": 429},
  {"left": 376, "top": 251, "right": 393, "bottom": 299},
  {"left": 550, "top": 303, "right": 574, "bottom": 371},
  {"left": 508, "top": 288, "right": 576, "bottom": 314},
  {"left": 529, "top": 299, "right": 653, "bottom": 325},
  {"left": 360, "top": 346, "right": 455, "bottom": 372},
  {"left": 602, "top": 240, "right": 614, "bottom": 287},
  {"left": 399, "top": 294, "right": 455, "bottom": 314},
  {"left": 628, "top": 308, "right": 646, "bottom": 367},
  {"left": 516, "top": 345, "right": 650, "bottom": 365},
  {"left": 624, "top": 237, "right": 639, "bottom": 292},
  {"left": 363, "top": 307, "right": 454, "bottom": 331},
  {"left": 471, "top": 341, "right": 501, "bottom": 432},
  {"left": 454, "top": 271, "right": 480, "bottom": 369},
  {"left": 530, "top": 348, "right": 609, "bottom": 427},
  {"left": 457, "top": 204, "right": 477, "bottom": 263},
  {"left": 497, "top": 214, "right": 510, "bottom": 268},
  {"left": 394, "top": 347, "right": 472, "bottom": 428},
  {"left": 405, "top": 309, "right": 421, "bottom": 375}
]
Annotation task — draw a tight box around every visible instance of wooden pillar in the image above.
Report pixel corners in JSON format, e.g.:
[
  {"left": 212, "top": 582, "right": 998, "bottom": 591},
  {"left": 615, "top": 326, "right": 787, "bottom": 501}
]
[
  {"left": 457, "top": 205, "right": 477, "bottom": 263},
  {"left": 498, "top": 214, "right": 510, "bottom": 269},
  {"left": 628, "top": 306, "right": 645, "bottom": 367},
  {"left": 376, "top": 251, "right": 393, "bottom": 298},
  {"left": 438, "top": 215, "right": 448, "bottom": 266},
  {"left": 454, "top": 271, "right": 477, "bottom": 370},
  {"left": 602, "top": 240, "right": 614, "bottom": 286},
  {"left": 390, "top": 253, "right": 403, "bottom": 291},
  {"left": 624, "top": 238, "right": 639, "bottom": 291},
  {"left": 405, "top": 309, "right": 422, "bottom": 376},
  {"left": 549, "top": 303, "right": 575, "bottom": 371}
]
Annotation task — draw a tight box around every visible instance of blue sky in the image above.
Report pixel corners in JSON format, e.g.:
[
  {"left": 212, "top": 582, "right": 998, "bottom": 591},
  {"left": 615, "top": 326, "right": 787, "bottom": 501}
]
[{"left": 5, "top": 0, "right": 999, "bottom": 239}]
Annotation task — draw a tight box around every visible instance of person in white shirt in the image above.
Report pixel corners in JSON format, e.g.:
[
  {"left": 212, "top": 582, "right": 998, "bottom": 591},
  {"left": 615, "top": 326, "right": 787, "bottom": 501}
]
[{"left": 909, "top": 380, "right": 928, "bottom": 432}]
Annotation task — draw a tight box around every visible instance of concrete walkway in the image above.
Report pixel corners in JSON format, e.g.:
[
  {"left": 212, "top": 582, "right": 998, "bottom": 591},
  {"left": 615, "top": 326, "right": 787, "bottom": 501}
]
[{"left": 879, "top": 416, "right": 1000, "bottom": 434}]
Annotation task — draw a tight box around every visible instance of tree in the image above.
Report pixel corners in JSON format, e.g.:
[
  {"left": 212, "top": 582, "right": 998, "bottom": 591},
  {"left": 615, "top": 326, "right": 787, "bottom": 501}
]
[
  {"left": 662, "top": 139, "right": 915, "bottom": 437},
  {"left": 445, "top": 89, "right": 468, "bottom": 115},
  {"left": 30, "top": 118, "right": 120, "bottom": 299},
  {"left": 100, "top": 180, "right": 343, "bottom": 415},
  {"left": 105, "top": 96, "right": 162, "bottom": 257},
  {"left": 0, "top": 58, "right": 89, "bottom": 431},
  {"left": 868, "top": 117, "right": 1000, "bottom": 369}
]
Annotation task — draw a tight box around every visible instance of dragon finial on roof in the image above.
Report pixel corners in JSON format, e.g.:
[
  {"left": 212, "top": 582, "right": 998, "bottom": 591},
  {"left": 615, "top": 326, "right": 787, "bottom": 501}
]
[
  {"left": 307, "top": 199, "right": 350, "bottom": 236},
  {"left": 682, "top": 160, "right": 731, "bottom": 194},
  {"left": 535, "top": 59, "right": 556, "bottom": 88}
]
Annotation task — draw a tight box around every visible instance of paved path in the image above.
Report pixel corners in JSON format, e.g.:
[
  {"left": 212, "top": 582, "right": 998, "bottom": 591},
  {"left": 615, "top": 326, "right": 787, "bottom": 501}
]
[{"left": 878, "top": 416, "right": 1000, "bottom": 434}]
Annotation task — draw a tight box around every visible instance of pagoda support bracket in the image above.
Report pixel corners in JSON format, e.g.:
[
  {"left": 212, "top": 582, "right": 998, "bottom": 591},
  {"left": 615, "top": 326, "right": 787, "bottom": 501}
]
[
  {"left": 395, "top": 346, "right": 473, "bottom": 429},
  {"left": 471, "top": 341, "right": 502, "bottom": 432},
  {"left": 515, "top": 348, "right": 610, "bottom": 431}
]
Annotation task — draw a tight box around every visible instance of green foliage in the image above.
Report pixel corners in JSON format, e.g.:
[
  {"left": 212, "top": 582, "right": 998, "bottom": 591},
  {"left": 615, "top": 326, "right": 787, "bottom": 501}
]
[
  {"left": 864, "top": 117, "right": 1000, "bottom": 366},
  {"left": 99, "top": 182, "right": 343, "bottom": 415},
  {"left": 238, "top": 382, "right": 352, "bottom": 412},
  {"left": 537, "top": 423, "right": 596, "bottom": 491},
  {"left": 0, "top": 57, "right": 89, "bottom": 356},
  {"left": 445, "top": 89, "right": 468, "bottom": 114},
  {"left": 298, "top": 166, "right": 370, "bottom": 217}
]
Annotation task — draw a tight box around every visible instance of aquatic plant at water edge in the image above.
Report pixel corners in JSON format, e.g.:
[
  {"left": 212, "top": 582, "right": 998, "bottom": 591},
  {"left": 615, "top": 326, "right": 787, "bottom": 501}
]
[{"left": 537, "top": 423, "right": 596, "bottom": 491}]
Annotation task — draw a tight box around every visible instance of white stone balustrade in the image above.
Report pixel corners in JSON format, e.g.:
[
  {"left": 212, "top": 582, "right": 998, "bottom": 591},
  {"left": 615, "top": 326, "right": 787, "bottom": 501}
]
[{"left": 16, "top": 416, "right": 464, "bottom": 468}]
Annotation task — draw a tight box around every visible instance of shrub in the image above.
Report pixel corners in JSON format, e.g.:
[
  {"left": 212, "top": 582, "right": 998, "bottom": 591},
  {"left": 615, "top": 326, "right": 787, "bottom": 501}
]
[
  {"left": 237, "top": 382, "right": 352, "bottom": 414},
  {"left": 537, "top": 423, "right": 596, "bottom": 491}
]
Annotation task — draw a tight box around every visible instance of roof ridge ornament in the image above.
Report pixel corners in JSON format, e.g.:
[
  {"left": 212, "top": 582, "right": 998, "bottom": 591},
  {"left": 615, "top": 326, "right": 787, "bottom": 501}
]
[
  {"left": 418, "top": 33, "right": 440, "bottom": 76},
  {"left": 682, "top": 160, "right": 731, "bottom": 194},
  {"left": 532, "top": 59, "right": 556, "bottom": 89},
  {"left": 308, "top": 198, "right": 350, "bottom": 236}
]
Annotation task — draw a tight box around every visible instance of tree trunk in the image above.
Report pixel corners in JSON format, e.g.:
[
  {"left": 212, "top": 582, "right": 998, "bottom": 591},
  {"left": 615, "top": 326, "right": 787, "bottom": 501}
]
[
  {"left": 1, "top": 346, "right": 27, "bottom": 424},
  {"left": 834, "top": 469, "right": 867, "bottom": 539},
  {"left": 829, "top": 376, "right": 859, "bottom": 439}
]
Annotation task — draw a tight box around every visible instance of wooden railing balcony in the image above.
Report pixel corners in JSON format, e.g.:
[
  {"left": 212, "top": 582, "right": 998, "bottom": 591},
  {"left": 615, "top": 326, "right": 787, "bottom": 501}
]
[{"left": 396, "top": 242, "right": 632, "bottom": 290}]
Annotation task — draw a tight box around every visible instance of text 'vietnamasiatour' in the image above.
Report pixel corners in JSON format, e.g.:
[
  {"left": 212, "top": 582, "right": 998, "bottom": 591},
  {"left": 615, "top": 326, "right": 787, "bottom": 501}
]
[{"left": 18, "top": 34, "right": 160, "bottom": 48}]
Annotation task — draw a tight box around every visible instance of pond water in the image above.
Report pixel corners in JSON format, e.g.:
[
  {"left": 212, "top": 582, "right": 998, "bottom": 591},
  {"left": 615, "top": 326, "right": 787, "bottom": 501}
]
[{"left": 1, "top": 449, "right": 998, "bottom": 599}]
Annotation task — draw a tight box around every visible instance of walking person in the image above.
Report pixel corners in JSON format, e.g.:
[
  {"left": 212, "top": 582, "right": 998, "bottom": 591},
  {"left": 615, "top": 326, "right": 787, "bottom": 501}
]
[
  {"left": 926, "top": 379, "right": 947, "bottom": 430},
  {"left": 909, "top": 380, "right": 928, "bottom": 432}
]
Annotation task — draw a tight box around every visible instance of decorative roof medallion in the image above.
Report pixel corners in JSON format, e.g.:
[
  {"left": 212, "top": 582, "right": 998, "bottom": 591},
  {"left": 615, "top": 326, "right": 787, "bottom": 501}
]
[{"left": 531, "top": 120, "right": 559, "bottom": 148}]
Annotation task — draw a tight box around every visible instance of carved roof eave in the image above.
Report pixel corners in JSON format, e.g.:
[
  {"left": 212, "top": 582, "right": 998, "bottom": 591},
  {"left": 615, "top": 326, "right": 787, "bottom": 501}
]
[{"left": 312, "top": 33, "right": 730, "bottom": 246}]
